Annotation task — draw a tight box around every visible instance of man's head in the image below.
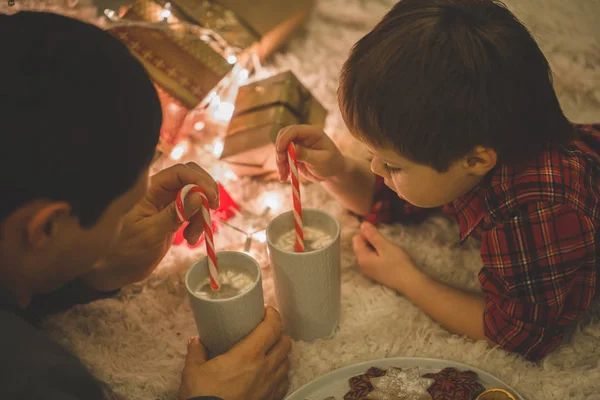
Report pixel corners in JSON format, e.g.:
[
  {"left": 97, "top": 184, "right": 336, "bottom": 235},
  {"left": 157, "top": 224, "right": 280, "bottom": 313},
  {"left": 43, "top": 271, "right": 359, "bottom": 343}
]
[
  {"left": 338, "top": 0, "right": 573, "bottom": 207},
  {"left": 0, "top": 12, "right": 161, "bottom": 299}
]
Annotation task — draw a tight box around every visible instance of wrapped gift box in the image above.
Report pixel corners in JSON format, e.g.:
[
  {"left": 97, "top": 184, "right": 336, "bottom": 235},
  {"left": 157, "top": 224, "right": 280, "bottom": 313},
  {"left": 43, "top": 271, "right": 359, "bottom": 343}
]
[
  {"left": 169, "top": 0, "right": 314, "bottom": 59},
  {"left": 220, "top": 71, "right": 327, "bottom": 178},
  {"left": 109, "top": 0, "right": 315, "bottom": 155},
  {"left": 109, "top": 0, "right": 233, "bottom": 109}
]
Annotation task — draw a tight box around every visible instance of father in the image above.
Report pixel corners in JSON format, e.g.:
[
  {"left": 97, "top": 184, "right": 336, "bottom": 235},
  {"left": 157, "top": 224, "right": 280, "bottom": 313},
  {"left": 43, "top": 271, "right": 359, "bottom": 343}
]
[{"left": 0, "top": 11, "right": 290, "bottom": 400}]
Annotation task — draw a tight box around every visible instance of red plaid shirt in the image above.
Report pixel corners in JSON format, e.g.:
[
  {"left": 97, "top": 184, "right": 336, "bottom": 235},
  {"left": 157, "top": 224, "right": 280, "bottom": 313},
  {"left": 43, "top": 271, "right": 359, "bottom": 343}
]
[{"left": 367, "top": 124, "right": 600, "bottom": 361}]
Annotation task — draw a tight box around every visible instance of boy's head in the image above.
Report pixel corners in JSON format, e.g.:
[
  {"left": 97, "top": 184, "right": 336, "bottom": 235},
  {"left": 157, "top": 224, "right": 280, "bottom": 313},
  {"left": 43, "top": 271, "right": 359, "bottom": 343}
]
[
  {"left": 0, "top": 12, "right": 161, "bottom": 297},
  {"left": 338, "top": 0, "right": 573, "bottom": 208}
]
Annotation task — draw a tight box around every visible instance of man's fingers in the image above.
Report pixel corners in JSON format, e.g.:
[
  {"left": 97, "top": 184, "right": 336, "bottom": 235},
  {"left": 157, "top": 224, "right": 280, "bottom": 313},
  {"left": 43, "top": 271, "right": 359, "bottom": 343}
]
[
  {"left": 266, "top": 336, "right": 292, "bottom": 372},
  {"left": 150, "top": 163, "right": 219, "bottom": 209},
  {"left": 183, "top": 210, "right": 205, "bottom": 245},
  {"left": 185, "top": 336, "right": 208, "bottom": 366},
  {"left": 235, "top": 306, "right": 283, "bottom": 356},
  {"left": 185, "top": 162, "right": 220, "bottom": 208},
  {"left": 271, "top": 360, "right": 291, "bottom": 400}
]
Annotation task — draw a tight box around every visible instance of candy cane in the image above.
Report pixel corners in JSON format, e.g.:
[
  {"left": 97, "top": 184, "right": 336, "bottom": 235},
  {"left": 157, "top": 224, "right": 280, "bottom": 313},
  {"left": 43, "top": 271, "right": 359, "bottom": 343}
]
[
  {"left": 176, "top": 184, "right": 220, "bottom": 290},
  {"left": 287, "top": 143, "right": 304, "bottom": 252}
]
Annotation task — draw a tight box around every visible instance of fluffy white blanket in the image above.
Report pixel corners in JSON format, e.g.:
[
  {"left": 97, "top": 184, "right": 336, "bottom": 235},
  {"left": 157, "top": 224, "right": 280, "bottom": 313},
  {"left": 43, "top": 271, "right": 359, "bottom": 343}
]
[{"left": 6, "top": 0, "right": 599, "bottom": 398}]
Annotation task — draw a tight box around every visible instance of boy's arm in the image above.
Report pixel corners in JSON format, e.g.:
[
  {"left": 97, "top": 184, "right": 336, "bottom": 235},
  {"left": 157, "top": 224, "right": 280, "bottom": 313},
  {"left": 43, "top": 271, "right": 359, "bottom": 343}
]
[{"left": 322, "top": 156, "right": 376, "bottom": 216}]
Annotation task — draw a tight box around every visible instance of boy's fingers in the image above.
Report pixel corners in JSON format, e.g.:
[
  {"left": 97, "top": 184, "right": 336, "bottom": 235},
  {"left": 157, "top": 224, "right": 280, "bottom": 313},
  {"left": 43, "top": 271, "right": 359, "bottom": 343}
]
[
  {"left": 360, "top": 221, "right": 388, "bottom": 251},
  {"left": 293, "top": 144, "right": 316, "bottom": 166},
  {"left": 353, "top": 234, "right": 376, "bottom": 258},
  {"left": 275, "top": 124, "right": 320, "bottom": 152}
]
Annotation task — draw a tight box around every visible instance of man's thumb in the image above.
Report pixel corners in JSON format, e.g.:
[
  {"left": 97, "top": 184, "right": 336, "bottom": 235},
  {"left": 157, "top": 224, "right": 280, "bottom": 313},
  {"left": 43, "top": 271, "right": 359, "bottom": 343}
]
[
  {"left": 186, "top": 336, "right": 208, "bottom": 365},
  {"left": 360, "top": 221, "right": 388, "bottom": 250}
]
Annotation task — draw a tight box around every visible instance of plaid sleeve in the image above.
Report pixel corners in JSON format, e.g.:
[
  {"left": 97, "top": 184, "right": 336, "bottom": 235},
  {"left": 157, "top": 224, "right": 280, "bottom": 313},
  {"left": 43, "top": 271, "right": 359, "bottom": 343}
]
[
  {"left": 479, "top": 202, "right": 597, "bottom": 361},
  {"left": 365, "top": 176, "right": 430, "bottom": 224}
]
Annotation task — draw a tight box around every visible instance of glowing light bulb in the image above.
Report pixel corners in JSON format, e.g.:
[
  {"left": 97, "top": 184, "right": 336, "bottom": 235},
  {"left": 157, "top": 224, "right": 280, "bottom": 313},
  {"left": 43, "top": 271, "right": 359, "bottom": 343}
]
[
  {"left": 227, "top": 55, "right": 237, "bottom": 64},
  {"left": 212, "top": 101, "right": 235, "bottom": 122},
  {"left": 104, "top": 9, "right": 116, "bottom": 20},
  {"left": 238, "top": 68, "right": 249, "bottom": 83},
  {"left": 224, "top": 169, "right": 237, "bottom": 181},
  {"left": 168, "top": 102, "right": 180, "bottom": 113},
  {"left": 159, "top": 2, "right": 172, "bottom": 20},
  {"left": 262, "top": 192, "right": 282, "bottom": 212},
  {"left": 194, "top": 121, "right": 205, "bottom": 131},
  {"left": 212, "top": 138, "right": 224, "bottom": 158},
  {"left": 205, "top": 91, "right": 217, "bottom": 103},
  {"left": 170, "top": 142, "right": 188, "bottom": 161},
  {"left": 253, "top": 230, "right": 267, "bottom": 244},
  {"left": 210, "top": 94, "right": 221, "bottom": 108}
]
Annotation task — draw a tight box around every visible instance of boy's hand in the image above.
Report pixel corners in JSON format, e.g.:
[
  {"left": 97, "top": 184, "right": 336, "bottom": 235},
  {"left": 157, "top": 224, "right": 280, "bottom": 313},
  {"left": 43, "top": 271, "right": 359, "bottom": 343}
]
[
  {"left": 82, "top": 163, "right": 219, "bottom": 292},
  {"left": 352, "top": 221, "right": 423, "bottom": 293},
  {"left": 179, "top": 307, "right": 291, "bottom": 400},
  {"left": 275, "top": 125, "right": 347, "bottom": 182}
]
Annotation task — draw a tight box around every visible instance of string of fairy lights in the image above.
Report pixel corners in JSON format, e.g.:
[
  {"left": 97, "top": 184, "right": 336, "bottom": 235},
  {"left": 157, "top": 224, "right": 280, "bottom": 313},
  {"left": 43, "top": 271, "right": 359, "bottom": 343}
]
[{"left": 104, "top": 3, "right": 280, "bottom": 258}]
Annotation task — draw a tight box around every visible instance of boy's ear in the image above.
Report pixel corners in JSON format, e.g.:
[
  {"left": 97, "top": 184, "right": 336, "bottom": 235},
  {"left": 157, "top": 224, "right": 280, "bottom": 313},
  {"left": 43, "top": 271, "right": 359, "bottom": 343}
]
[
  {"left": 26, "top": 202, "right": 72, "bottom": 248},
  {"left": 463, "top": 146, "right": 497, "bottom": 176}
]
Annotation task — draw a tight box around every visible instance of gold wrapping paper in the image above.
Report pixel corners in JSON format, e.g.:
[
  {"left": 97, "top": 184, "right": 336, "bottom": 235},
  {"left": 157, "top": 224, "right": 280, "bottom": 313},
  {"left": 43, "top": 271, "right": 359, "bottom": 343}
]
[
  {"left": 171, "top": 0, "right": 314, "bottom": 59},
  {"left": 109, "top": 0, "right": 232, "bottom": 109},
  {"left": 221, "top": 71, "right": 327, "bottom": 177}
]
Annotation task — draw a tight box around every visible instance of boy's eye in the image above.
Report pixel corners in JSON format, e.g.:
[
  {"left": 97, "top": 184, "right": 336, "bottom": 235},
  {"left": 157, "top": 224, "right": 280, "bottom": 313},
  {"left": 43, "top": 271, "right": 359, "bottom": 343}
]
[{"left": 383, "top": 162, "right": 402, "bottom": 174}]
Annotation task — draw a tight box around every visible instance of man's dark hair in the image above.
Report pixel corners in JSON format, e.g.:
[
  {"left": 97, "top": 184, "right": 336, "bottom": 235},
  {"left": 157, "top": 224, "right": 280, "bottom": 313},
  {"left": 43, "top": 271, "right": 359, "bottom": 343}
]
[
  {"left": 0, "top": 12, "right": 162, "bottom": 226},
  {"left": 338, "top": 0, "right": 573, "bottom": 171}
]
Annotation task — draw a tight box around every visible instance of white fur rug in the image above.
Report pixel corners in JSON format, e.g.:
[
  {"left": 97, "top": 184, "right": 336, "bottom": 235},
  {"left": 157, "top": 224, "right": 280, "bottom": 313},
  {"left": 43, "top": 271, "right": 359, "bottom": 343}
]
[{"left": 13, "top": 0, "right": 600, "bottom": 399}]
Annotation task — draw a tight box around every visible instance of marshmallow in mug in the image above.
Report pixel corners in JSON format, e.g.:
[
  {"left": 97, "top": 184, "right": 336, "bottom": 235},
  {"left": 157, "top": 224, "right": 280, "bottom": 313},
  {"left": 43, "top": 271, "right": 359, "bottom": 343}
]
[
  {"left": 275, "top": 226, "right": 332, "bottom": 252},
  {"left": 195, "top": 266, "right": 255, "bottom": 300}
]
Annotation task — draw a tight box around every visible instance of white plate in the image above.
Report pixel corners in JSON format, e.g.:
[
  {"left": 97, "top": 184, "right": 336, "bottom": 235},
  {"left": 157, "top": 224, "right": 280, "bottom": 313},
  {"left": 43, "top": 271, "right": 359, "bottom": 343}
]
[{"left": 287, "top": 357, "right": 524, "bottom": 400}]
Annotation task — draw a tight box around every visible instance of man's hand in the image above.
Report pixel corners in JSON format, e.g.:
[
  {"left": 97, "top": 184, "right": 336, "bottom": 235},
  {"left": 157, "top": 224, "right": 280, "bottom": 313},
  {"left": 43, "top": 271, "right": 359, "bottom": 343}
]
[
  {"left": 179, "top": 307, "right": 292, "bottom": 400},
  {"left": 352, "top": 221, "right": 423, "bottom": 293},
  {"left": 82, "top": 163, "right": 219, "bottom": 292}
]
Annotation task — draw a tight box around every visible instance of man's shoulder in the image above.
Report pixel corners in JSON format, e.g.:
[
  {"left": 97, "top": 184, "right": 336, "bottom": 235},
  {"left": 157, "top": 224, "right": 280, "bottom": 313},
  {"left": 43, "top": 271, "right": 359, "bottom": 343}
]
[
  {"left": 486, "top": 144, "right": 600, "bottom": 220},
  {"left": 0, "top": 308, "right": 104, "bottom": 400}
]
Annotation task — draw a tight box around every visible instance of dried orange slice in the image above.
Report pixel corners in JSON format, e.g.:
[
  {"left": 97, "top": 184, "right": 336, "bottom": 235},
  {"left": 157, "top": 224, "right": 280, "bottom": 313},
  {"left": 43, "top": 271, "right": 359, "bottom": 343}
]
[{"left": 476, "top": 388, "right": 517, "bottom": 400}]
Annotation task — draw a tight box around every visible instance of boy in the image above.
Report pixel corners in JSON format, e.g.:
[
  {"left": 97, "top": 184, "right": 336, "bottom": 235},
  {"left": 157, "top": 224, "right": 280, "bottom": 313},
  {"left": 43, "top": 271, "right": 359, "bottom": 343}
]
[
  {"left": 0, "top": 11, "right": 290, "bottom": 400},
  {"left": 276, "top": 0, "right": 600, "bottom": 361}
]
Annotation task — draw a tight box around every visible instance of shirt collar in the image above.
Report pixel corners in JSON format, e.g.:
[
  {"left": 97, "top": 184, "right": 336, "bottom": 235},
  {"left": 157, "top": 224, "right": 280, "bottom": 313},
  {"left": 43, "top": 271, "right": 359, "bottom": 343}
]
[
  {"left": 450, "top": 165, "right": 506, "bottom": 243},
  {"left": 451, "top": 185, "right": 487, "bottom": 243}
]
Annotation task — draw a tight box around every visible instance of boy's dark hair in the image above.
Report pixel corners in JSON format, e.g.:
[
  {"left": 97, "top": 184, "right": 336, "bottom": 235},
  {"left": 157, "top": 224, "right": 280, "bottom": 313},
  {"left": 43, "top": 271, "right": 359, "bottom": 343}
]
[
  {"left": 0, "top": 12, "right": 161, "bottom": 226},
  {"left": 338, "top": 0, "right": 573, "bottom": 172}
]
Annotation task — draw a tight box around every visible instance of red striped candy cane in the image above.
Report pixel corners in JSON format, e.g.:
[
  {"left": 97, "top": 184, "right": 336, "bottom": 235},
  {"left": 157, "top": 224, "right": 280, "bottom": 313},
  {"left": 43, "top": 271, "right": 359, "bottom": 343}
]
[
  {"left": 287, "top": 142, "right": 304, "bottom": 252},
  {"left": 176, "top": 184, "right": 220, "bottom": 290}
]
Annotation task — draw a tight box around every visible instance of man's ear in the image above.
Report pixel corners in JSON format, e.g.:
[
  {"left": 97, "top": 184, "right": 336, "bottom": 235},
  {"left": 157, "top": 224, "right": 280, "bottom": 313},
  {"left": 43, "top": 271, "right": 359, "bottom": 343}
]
[
  {"left": 26, "top": 202, "right": 72, "bottom": 248},
  {"left": 463, "top": 146, "right": 497, "bottom": 176}
]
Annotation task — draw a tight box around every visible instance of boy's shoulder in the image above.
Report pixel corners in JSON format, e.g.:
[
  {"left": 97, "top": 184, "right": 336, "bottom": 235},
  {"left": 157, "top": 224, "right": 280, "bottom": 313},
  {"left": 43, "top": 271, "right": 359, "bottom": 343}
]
[{"left": 486, "top": 126, "right": 600, "bottom": 220}]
